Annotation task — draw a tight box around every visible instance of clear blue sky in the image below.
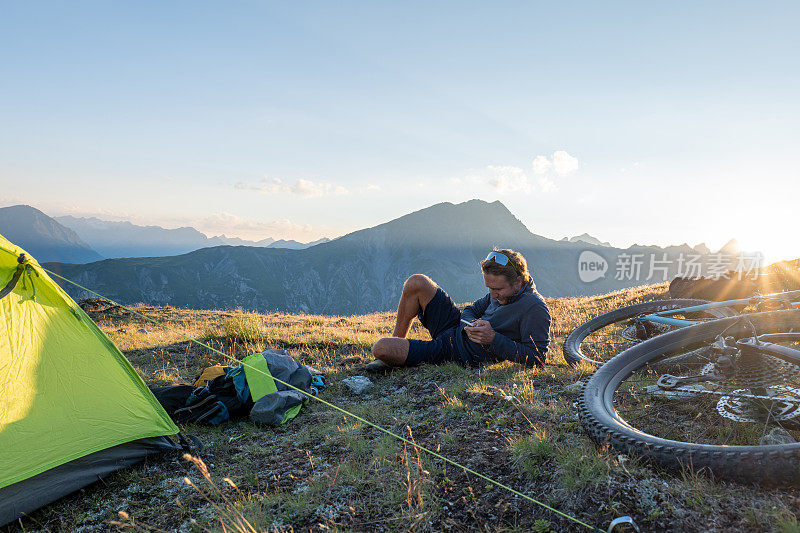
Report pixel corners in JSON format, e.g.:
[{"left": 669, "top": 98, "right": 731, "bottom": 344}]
[{"left": 1, "top": 2, "right": 798, "bottom": 260}]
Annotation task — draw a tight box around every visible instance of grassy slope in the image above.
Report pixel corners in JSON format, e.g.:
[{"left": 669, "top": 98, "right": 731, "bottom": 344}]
[{"left": 7, "top": 281, "right": 800, "bottom": 533}]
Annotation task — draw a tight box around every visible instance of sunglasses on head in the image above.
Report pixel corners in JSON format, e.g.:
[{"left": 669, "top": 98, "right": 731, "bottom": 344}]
[{"left": 484, "top": 251, "right": 521, "bottom": 276}]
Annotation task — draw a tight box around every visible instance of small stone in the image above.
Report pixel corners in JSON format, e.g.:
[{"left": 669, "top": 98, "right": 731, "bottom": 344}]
[
  {"left": 563, "top": 380, "right": 584, "bottom": 393},
  {"left": 342, "top": 376, "right": 374, "bottom": 395},
  {"left": 137, "top": 328, "right": 147, "bottom": 334},
  {"left": 116, "top": 328, "right": 127, "bottom": 333},
  {"left": 760, "top": 427, "right": 796, "bottom": 446}
]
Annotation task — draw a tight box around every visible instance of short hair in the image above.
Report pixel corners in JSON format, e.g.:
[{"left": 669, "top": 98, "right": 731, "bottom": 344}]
[{"left": 480, "top": 248, "right": 532, "bottom": 286}]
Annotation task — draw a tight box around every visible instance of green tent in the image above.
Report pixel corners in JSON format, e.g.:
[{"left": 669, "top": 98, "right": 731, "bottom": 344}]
[{"left": 0, "top": 234, "right": 180, "bottom": 525}]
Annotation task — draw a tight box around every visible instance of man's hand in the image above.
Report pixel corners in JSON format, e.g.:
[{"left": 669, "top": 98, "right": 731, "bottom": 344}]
[{"left": 465, "top": 319, "right": 495, "bottom": 346}]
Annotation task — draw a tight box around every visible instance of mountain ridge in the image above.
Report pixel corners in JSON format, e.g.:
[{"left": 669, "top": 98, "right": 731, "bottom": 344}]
[
  {"left": 55, "top": 215, "right": 329, "bottom": 258},
  {"left": 0, "top": 205, "right": 103, "bottom": 263},
  {"left": 44, "top": 199, "right": 737, "bottom": 314}
]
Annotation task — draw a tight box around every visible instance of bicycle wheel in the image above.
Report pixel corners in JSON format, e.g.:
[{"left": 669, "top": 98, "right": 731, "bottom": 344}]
[
  {"left": 579, "top": 309, "right": 800, "bottom": 485},
  {"left": 563, "top": 299, "right": 737, "bottom": 366}
]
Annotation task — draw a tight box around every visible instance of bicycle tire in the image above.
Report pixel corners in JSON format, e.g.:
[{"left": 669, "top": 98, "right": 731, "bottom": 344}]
[
  {"left": 578, "top": 309, "right": 800, "bottom": 485},
  {"left": 563, "top": 298, "right": 737, "bottom": 366}
]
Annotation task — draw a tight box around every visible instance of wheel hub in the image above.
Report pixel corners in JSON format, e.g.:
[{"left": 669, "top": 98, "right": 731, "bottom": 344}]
[
  {"left": 621, "top": 319, "right": 671, "bottom": 342},
  {"left": 711, "top": 353, "right": 800, "bottom": 388}
]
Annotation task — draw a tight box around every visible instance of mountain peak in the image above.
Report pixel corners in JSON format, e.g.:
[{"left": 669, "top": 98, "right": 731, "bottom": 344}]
[
  {"left": 408, "top": 199, "right": 523, "bottom": 227},
  {"left": 560, "top": 233, "right": 611, "bottom": 247},
  {"left": 693, "top": 242, "right": 711, "bottom": 255},
  {"left": 718, "top": 239, "right": 740, "bottom": 255},
  {"left": 0, "top": 205, "right": 103, "bottom": 263},
  {"left": 341, "top": 199, "right": 536, "bottom": 249},
  {"left": 3, "top": 204, "right": 47, "bottom": 217}
]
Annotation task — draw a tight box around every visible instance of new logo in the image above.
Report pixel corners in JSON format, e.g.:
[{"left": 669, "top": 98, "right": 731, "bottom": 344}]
[{"left": 578, "top": 250, "right": 608, "bottom": 283}]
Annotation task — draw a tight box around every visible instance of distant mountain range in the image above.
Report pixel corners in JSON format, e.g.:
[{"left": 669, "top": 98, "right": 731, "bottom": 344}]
[
  {"left": 54, "top": 215, "right": 330, "bottom": 258},
  {"left": 41, "top": 200, "right": 741, "bottom": 315},
  {"left": 0, "top": 206, "right": 329, "bottom": 262},
  {"left": 0, "top": 205, "right": 103, "bottom": 263}
]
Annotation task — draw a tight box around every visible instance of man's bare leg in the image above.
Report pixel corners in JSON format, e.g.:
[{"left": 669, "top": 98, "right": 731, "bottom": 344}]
[
  {"left": 370, "top": 274, "right": 439, "bottom": 367},
  {"left": 392, "top": 274, "right": 439, "bottom": 338},
  {"left": 371, "top": 337, "right": 410, "bottom": 366}
]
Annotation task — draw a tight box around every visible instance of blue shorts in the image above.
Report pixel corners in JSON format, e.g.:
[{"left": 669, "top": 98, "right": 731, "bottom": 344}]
[{"left": 406, "top": 287, "right": 467, "bottom": 366}]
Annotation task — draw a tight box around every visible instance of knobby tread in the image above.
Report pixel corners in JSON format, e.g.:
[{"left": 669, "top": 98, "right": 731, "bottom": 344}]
[
  {"left": 563, "top": 299, "right": 737, "bottom": 366},
  {"left": 577, "top": 310, "right": 800, "bottom": 486}
]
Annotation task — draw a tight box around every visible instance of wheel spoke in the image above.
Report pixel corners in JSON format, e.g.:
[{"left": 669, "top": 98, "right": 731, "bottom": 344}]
[
  {"left": 579, "top": 304, "right": 800, "bottom": 484},
  {"left": 616, "top": 351, "right": 800, "bottom": 446}
]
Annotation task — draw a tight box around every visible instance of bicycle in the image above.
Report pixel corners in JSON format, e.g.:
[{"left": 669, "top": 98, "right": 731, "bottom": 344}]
[
  {"left": 563, "top": 290, "right": 800, "bottom": 367},
  {"left": 578, "top": 309, "right": 800, "bottom": 484}
]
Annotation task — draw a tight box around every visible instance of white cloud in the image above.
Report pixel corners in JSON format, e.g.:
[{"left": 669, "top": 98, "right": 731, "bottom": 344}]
[
  {"left": 481, "top": 151, "right": 579, "bottom": 195},
  {"left": 291, "top": 178, "right": 349, "bottom": 197},
  {"left": 195, "top": 212, "right": 333, "bottom": 241},
  {"left": 0, "top": 195, "right": 27, "bottom": 208},
  {"left": 537, "top": 176, "right": 557, "bottom": 192},
  {"left": 621, "top": 161, "right": 642, "bottom": 174},
  {"left": 552, "top": 150, "right": 579, "bottom": 175},
  {"left": 356, "top": 183, "right": 381, "bottom": 193},
  {"left": 237, "top": 176, "right": 348, "bottom": 197},
  {"left": 238, "top": 177, "right": 291, "bottom": 194},
  {"left": 532, "top": 155, "right": 552, "bottom": 175},
  {"left": 532, "top": 150, "right": 579, "bottom": 177},
  {"left": 487, "top": 165, "right": 533, "bottom": 193},
  {"left": 480, "top": 149, "right": 577, "bottom": 194}
]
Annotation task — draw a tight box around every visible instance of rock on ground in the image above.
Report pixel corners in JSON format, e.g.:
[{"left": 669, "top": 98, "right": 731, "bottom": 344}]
[
  {"left": 563, "top": 380, "right": 584, "bottom": 393},
  {"left": 342, "top": 376, "right": 374, "bottom": 394},
  {"left": 760, "top": 427, "right": 795, "bottom": 445}
]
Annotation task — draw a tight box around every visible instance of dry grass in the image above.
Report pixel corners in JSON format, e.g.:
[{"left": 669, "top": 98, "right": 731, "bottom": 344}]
[{"left": 7, "top": 282, "right": 800, "bottom": 532}]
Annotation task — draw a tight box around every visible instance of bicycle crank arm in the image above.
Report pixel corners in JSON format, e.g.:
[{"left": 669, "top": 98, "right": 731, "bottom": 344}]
[{"left": 656, "top": 372, "right": 726, "bottom": 390}]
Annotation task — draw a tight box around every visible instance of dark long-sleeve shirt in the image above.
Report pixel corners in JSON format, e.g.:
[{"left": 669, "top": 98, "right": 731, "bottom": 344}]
[{"left": 455, "top": 281, "right": 550, "bottom": 367}]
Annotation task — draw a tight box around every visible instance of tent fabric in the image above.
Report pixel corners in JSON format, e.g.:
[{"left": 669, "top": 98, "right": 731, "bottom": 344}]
[
  {"left": 0, "top": 234, "right": 180, "bottom": 524},
  {"left": 0, "top": 436, "right": 179, "bottom": 526}
]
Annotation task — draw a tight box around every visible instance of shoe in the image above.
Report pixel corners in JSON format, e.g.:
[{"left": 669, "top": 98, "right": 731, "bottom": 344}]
[{"left": 364, "top": 359, "right": 392, "bottom": 373}]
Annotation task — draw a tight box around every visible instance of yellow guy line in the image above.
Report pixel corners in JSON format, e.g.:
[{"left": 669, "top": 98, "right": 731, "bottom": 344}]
[{"left": 39, "top": 265, "right": 598, "bottom": 531}]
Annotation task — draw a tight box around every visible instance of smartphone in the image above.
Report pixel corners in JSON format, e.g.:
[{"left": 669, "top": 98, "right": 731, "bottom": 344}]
[{"left": 460, "top": 319, "right": 476, "bottom": 327}]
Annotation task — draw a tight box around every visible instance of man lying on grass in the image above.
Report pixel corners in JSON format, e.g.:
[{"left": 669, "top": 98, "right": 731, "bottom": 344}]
[{"left": 368, "top": 249, "right": 550, "bottom": 371}]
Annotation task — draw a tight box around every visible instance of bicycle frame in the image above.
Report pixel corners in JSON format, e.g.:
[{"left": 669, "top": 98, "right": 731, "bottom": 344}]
[
  {"left": 641, "top": 289, "right": 800, "bottom": 328},
  {"left": 739, "top": 333, "right": 800, "bottom": 366}
]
